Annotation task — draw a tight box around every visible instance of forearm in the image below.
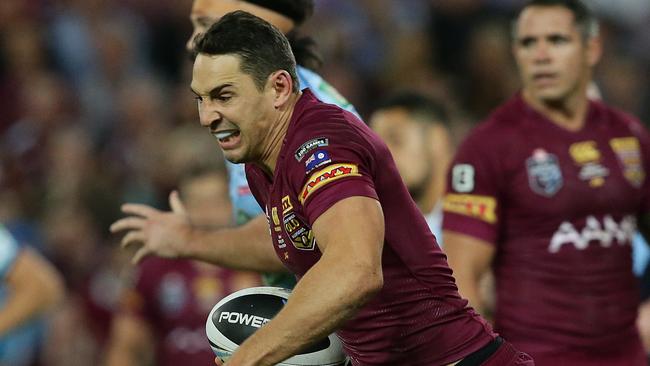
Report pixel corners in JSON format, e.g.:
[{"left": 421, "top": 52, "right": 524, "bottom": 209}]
[
  {"left": 0, "top": 251, "right": 65, "bottom": 335},
  {"left": 105, "top": 315, "right": 154, "bottom": 366},
  {"left": 181, "top": 215, "right": 287, "bottom": 273},
  {"left": 233, "top": 253, "right": 382, "bottom": 365}
]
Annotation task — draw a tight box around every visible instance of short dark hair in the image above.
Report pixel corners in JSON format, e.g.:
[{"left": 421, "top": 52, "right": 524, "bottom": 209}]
[
  {"left": 193, "top": 10, "right": 299, "bottom": 92},
  {"left": 513, "top": 0, "right": 599, "bottom": 40},
  {"left": 243, "top": 0, "right": 313, "bottom": 26},
  {"left": 374, "top": 91, "right": 449, "bottom": 126}
]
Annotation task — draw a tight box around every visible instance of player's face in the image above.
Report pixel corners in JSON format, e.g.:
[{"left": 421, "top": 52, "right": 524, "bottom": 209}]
[
  {"left": 370, "top": 108, "right": 432, "bottom": 196},
  {"left": 187, "top": 0, "right": 294, "bottom": 52},
  {"left": 513, "top": 6, "right": 599, "bottom": 104},
  {"left": 191, "top": 54, "right": 276, "bottom": 163}
]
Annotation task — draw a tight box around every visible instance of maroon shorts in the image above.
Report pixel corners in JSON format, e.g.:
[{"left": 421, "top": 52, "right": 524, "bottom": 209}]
[
  {"left": 457, "top": 337, "right": 534, "bottom": 366},
  {"left": 480, "top": 340, "right": 534, "bottom": 366}
]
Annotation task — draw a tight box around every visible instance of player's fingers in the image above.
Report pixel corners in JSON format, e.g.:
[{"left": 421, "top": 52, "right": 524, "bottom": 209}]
[
  {"left": 121, "top": 203, "right": 159, "bottom": 218},
  {"left": 214, "top": 357, "right": 221, "bottom": 365},
  {"left": 169, "top": 190, "right": 187, "bottom": 215},
  {"left": 110, "top": 217, "right": 146, "bottom": 233},
  {"left": 121, "top": 231, "right": 146, "bottom": 249},
  {"left": 132, "top": 247, "right": 151, "bottom": 265}
]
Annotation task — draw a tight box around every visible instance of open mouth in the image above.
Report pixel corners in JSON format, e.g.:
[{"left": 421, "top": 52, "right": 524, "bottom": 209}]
[{"left": 213, "top": 130, "right": 240, "bottom": 143}]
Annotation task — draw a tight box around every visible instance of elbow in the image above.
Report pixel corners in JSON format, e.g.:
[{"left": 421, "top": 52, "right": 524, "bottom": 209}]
[{"left": 354, "top": 266, "right": 383, "bottom": 302}]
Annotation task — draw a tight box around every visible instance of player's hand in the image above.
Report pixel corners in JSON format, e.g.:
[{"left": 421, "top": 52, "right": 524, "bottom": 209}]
[{"left": 110, "top": 191, "right": 192, "bottom": 264}]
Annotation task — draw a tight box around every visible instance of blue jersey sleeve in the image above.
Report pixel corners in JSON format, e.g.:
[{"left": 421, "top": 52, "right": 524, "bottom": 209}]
[{"left": 0, "top": 225, "right": 20, "bottom": 279}]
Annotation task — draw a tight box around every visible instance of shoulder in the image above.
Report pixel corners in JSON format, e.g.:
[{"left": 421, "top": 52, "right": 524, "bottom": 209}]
[
  {"left": 593, "top": 101, "right": 648, "bottom": 137},
  {"left": 289, "top": 97, "right": 372, "bottom": 158},
  {"left": 458, "top": 98, "right": 525, "bottom": 155}
]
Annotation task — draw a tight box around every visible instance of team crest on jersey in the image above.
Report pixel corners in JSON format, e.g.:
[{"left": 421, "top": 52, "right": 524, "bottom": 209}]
[
  {"left": 569, "top": 141, "right": 609, "bottom": 187},
  {"left": 305, "top": 150, "right": 332, "bottom": 173},
  {"left": 610, "top": 137, "right": 645, "bottom": 188},
  {"left": 294, "top": 137, "right": 329, "bottom": 161},
  {"left": 526, "top": 149, "right": 563, "bottom": 196},
  {"left": 300, "top": 163, "right": 360, "bottom": 203},
  {"left": 282, "top": 211, "right": 316, "bottom": 251}
]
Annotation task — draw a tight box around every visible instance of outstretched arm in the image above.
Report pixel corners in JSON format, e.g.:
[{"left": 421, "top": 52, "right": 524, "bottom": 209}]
[
  {"left": 111, "top": 191, "right": 286, "bottom": 273},
  {"left": 224, "top": 196, "right": 385, "bottom": 366}
]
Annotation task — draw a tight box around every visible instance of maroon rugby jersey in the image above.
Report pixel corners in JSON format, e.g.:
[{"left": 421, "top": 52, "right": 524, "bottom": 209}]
[
  {"left": 120, "top": 258, "right": 259, "bottom": 366},
  {"left": 443, "top": 94, "right": 650, "bottom": 365},
  {"left": 246, "top": 90, "right": 495, "bottom": 365}
]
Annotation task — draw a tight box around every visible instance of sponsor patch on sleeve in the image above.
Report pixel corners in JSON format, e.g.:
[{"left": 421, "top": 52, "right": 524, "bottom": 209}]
[
  {"left": 305, "top": 150, "right": 331, "bottom": 173},
  {"left": 443, "top": 193, "right": 497, "bottom": 224},
  {"left": 300, "top": 163, "right": 360, "bottom": 203},
  {"left": 294, "top": 137, "right": 329, "bottom": 161}
]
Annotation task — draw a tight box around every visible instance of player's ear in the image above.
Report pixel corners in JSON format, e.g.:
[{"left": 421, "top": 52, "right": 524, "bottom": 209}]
[
  {"left": 269, "top": 70, "right": 293, "bottom": 109},
  {"left": 586, "top": 35, "right": 602, "bottom": 67}
]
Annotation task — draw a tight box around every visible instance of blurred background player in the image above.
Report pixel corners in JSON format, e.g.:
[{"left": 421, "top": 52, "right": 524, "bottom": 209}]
[
  {"left": 368, "top": 91, "right": 453, "bottom": 240},
  {"left": 442, "top": 0, "right": 650, "bottom": 364},
  {"left": 0, "top": 223, "right": 64, "bottom": 366},
  {"left": 185, "top": 0, "right": 358, "bottom": 289},
  {"left": 105, "top": 169, "right": 260, "bottom": 366}
]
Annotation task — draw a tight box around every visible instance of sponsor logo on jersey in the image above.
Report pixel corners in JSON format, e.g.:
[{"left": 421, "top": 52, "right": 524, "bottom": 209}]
[
  {"left": 281, "top": 195, "right": 293, "bottom": 214},
  {"left": 549, "top": 215, "right": 635, "bottom": 253},
  {"left": 610, "top": 137, "right": 645, "bottom": 188},
  {"left": 443, "top": 193, "right": 497, "bottom": 224},
  {"left": 300, "top": 163, "right": 360, "bottom": 203},
  {"left": 218, "top": 311, "right": 271, "bottom": 328},
  {"left": 294, "top": 137, "right": 329, "bottom": 161},
  {"left": 267, "top": 206, "right": 286, "bottom": 249},
  {"left": 283, "top": 211, "right": 316, "bottom": 251},
  {"left": 569, "top": 141, "right": 609, "bottom": 187},
  {"left": 451, "top": 164, "right": 475, "bottom": 193},
  {"left": 526, "top": 149, "right": 563, "bottom": 196},
  {"left": 305, "top": 150, "right": 332, "bottom": 173}
]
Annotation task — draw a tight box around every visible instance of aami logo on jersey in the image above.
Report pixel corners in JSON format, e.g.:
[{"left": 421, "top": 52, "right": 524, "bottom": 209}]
[
  {"left": 443, "top": 193, "right": 497, "bottom": 224},
  {"left": 548, "top": 215, "right": 635, "bottom": 253},
  {"left": 569, "top": 141, "right": 609, "bottom": 187},
  {"left": 526, "top": 149, "right": 563, "bottom": 197},
  {"left": 300, "top": 163, "right": 360, "bottom": 203},
  {"left": 610, "top": 137, "right": 645, "bottom": 188}
]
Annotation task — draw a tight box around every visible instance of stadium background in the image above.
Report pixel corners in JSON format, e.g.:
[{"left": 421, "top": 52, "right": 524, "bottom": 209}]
[{"left": 0, "top": 0, "right": 648, "bottom": 364}]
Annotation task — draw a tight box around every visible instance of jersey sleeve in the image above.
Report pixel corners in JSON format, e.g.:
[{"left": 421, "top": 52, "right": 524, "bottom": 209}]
[
  {"left": 442, "top": 130, "right": 503, "bottom": 245},
  {"left": 287, "top": 118, "right": 379, "bottom": 225},
  {"left": 0, "top": 225, "right": 20, "bottom": 279}
]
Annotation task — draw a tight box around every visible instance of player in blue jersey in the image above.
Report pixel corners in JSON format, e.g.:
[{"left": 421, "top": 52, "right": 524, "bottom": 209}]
[
  {"left": 186, "top": 0, "right": 357, "bottom": 288},
  {"left": 0, "top": 224, "right": 64, "bottom": 365}
]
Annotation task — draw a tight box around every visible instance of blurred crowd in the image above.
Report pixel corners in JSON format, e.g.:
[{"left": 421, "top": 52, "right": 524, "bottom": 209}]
[{"left": 0, "top": 0, "right": 648, "bottom": 364}]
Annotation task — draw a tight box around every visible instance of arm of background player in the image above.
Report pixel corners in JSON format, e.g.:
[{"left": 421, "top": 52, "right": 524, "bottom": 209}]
[
  {"left": 223, "top": 196, "right": 384, "bottom": 366},
  {"left": 104, "top": 314, "right": 155, "bottom": 366},
  {"left": 443, "top": 230, "right": 496, "bottom": 318},
  {"left": 0, "top": 248, "right": 65, "bottom": 336},
  {"left": 638, "top": 213, "right": 650, "bottom": 243},
  {"left": 111, "top": 191, "right": 286, "bottom": 273}
]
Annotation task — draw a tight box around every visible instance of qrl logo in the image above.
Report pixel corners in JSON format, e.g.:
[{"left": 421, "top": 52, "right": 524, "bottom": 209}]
[
  {"left": 218, "top": 312, "right": 271, "bottom": 328},
  {"left": 300, "top": 163, "right": 360, "bottom": 203}
]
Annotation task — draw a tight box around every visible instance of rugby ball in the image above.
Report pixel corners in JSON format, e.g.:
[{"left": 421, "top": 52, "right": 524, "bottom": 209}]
[{"left": 206, "top": 286, "right": 347, "bottom": 365}]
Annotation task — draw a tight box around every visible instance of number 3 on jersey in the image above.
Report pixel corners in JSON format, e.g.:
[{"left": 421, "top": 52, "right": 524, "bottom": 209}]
[{"left": 452, "top": 164, "right": 475, "bottom": 193}]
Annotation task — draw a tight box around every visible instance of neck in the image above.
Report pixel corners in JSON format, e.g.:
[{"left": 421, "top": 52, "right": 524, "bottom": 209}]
[
  {"left": 522, "top": 87, "right": 590, "bottom": 132},
  {"left": 258, "top": 92, "right": 302, "bottom": 176}
]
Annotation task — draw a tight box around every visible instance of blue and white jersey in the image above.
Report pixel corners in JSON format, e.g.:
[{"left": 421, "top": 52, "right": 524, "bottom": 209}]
[
  {"left": 0, "top": 224, "right": 42, "bottom": 366},
  {"left": 227, "top": 65, "right": 358, "bottom": 224}
]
